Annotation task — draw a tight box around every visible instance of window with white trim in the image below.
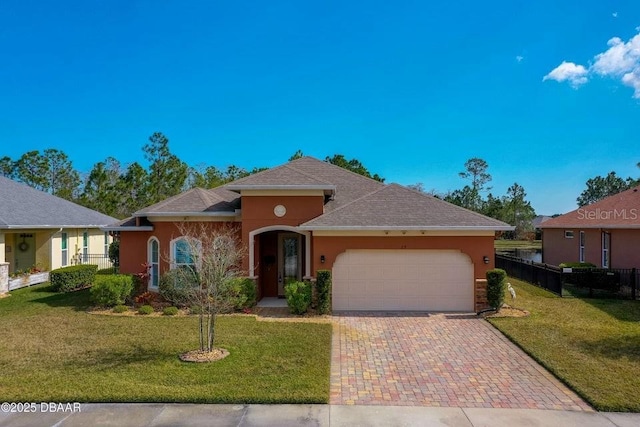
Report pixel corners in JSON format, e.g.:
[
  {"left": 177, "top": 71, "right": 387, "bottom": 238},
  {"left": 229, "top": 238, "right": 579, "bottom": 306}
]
[
  {"left": 171, "top": 237, "right": 198, "bottom": 270},
  {"left": 61, "top": 232, "right": 68, "bottom": 266},
  {"left": 579, "top": 231, "right": 585, "bottom": 263},
  {"left": 148, "top": 237, "right": 160, "bottom": 289},
  {"left": 82, "top": 231, "right": 89, "bottom": 263},
  {"left": 564, "top": 230, "right": 574, "bottom": 238},
  {"left": 104, "top": 232, "right": 109, "bottom": 258},
  {"left": 602, "top": 232, "right": 610, "bottom": 268}
]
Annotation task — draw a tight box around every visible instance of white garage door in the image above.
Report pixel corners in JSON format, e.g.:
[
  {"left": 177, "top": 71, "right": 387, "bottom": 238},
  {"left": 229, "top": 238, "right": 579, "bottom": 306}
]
[{"left": 332, "top": 250, "right": 474, "bottom": 311}]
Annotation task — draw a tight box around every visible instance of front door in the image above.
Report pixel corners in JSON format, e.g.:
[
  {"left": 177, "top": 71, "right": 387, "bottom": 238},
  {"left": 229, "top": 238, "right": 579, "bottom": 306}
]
[
  {"left": 14, "top": 233, "right": 36, "bottom": 272},
  {"left": 278, "top": 233, "right": 302, "bottom": 296}
]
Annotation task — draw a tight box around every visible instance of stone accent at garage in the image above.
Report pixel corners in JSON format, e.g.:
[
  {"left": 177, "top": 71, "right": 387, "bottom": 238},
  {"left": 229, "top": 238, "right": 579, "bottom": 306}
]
[{"left": 475, "top": 279, "right": 488, "bottom": 312}]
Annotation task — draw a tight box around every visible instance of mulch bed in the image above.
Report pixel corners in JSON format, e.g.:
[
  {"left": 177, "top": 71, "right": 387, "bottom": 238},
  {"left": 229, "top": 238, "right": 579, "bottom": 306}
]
[{"left": 179, "top": 348, "right": 230, "bottom": 363}]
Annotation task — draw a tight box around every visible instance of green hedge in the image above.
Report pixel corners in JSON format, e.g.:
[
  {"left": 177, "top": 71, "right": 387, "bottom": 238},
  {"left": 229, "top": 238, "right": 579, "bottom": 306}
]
[
  {"left": 224, "top": 277, "right": 257, "bottom": 311},
  {"left": 285, "top": 281, "right": 312, "bottom": 315},
  {"left": 315, "top": 270, "right": 332, "bottom": 315},
  {"left": 50, "top": 265, "right": 98, "bottom": 292},
  {"left": 486, "top": 268, "right": 507, "bottom": 310},
  {"left": 559, "top": 262, "right": 597, "bottom": 268},
  {"left": 90, "top": 275, "right": 134, "bottom": 307}
]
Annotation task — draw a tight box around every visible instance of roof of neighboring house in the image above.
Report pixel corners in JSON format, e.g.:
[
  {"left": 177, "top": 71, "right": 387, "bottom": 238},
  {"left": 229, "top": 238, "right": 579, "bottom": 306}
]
[
  {"left": 541, "top": 185, "right": 640, "bottom": 229},
  {"left": 532, "top": 215, "right": 552, "bottom": 229},
  {"left": 0, "top": 176, "right": 118, "bottom": 229},
  {"left": 107, "top": 156, "right": 512, "bottom": 231},
  {"left": 300, "top": 184, "right": 512, "bottom": 230}
]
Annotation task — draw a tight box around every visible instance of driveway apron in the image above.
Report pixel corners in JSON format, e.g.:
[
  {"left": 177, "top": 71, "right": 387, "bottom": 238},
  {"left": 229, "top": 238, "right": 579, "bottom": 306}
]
[{"left": 330, "top": 313, "right": 591, "bottom": 410}]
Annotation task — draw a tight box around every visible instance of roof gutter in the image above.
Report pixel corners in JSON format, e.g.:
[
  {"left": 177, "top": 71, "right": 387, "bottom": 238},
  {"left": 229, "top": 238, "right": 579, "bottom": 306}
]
[
  {"left": 299, "top": 225, "right": 515, "bottom": 231},
  {"left": 541, "top": 225, "right": 640, "bottom": 229},
  {"left": 133, "top": 211, "right": 238, "bottom": 218},
  {"left": 1, "top": 224, "right": 115, "bottom": 230},
  {"left": 100, "top": 226, "right": 154, "bottom": 232}
]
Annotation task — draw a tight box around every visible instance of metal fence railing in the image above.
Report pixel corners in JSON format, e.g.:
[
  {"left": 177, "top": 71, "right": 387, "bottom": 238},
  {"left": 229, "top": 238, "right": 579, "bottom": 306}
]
[
  {"left": 496, "top": 254, "right": 639, "bottom": 300},
  {"left": 72, "top": 254, "right": 115, "bottom": 271},
  {"left": 496, "top": 254, "right": 563, "bottom": 295}
]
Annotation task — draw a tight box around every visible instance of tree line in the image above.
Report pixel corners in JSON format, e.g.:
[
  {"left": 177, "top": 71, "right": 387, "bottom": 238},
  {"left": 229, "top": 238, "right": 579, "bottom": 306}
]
[
  {"left": 0, "top": 132, "right": 383, "bottom": 219},
  {"left": 2, "top": 132, "right": 637, "bottom": 234}
]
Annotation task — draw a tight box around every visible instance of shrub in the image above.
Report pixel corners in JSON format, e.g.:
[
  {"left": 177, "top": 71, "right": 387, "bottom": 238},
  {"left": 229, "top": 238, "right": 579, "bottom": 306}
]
[
  {"left": 486, "top": 268, "right": 507, "bottom": 311},
  {"left": 50, "top": 264, "right": 98, "bottom": 292},
  {"left": 134, "top": 291, "right": 155, "bottom": 306},
  {"left": 138, "top": 305, "right": 154, "bottom": 315},
  {"left": 159, "top": 269, "right": 191, "bottom": 307},
  {"left": 559, "top": 262, "right": 597, "bottom": 269},
  {"left": 285, "top": 280, "right": 312, "bottom": 315},
  {"left": 90, "top": 275, "right": 134, "bottom": 307},
  {"left": 222, "top": 277, "right": 257, "bottom": 311},
  {"left": 190, "top": 305, "right": 203, "bottom": 315},
  {"left": 97, "top": 267, "right": 118, "bottom": 275},
  {"left": 316, "top": 270, "right": 332, "bottom": 315},
  {"left": 112, "top": 304, "right": 128, "bottom": 313},
  {"left": 108, "top": 240, "right": 120, "bottom": 267},
  {"left": 163, "top": 306, "right": 179, "bottom": 316}
]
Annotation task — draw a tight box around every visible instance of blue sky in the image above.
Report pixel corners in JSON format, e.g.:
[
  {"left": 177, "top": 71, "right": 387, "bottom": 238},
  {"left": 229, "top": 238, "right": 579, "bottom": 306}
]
[{"left": 1, "top": 1, "right": 639, "bottom": 215}]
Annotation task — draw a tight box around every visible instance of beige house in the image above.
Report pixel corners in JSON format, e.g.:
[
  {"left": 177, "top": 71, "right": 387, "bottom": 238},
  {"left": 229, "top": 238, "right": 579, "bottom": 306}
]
[{"left": 0, "top": 176, "right": 117, "bottom": 293}]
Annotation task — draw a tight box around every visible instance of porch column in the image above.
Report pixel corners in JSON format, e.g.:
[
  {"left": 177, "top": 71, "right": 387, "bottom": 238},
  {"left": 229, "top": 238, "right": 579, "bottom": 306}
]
[
  {"left": 0, "top": 232, "right": 5, "bottom": 263},
  {"left": 0, "top": 262, "right": 8, "bottom": 294}
]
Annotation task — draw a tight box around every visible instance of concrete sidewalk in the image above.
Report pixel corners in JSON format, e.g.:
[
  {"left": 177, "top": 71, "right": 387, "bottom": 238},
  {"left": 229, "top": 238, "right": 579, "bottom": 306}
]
[{"left": 1, "top": 404, "right": 639, "bottom": 427}]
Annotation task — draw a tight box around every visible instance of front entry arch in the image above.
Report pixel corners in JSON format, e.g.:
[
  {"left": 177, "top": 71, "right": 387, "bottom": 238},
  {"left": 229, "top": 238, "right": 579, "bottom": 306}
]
[{"left": 250, "top": 226, "right": 311, "bottom": 299}]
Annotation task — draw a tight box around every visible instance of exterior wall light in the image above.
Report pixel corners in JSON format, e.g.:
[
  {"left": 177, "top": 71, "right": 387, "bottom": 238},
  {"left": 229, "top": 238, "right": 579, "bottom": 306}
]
[
  {"left": 320, "top": 255, "right": 326, "bottom": 264},
  {"left": 483, "top": 256, "right": 490, "bottom": 264}
]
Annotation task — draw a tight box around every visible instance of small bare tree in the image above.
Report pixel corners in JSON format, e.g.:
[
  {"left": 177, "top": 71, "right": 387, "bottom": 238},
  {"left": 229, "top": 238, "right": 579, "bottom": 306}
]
[{"left": 161, "top": 223, "right": 244, "bottom": 358}]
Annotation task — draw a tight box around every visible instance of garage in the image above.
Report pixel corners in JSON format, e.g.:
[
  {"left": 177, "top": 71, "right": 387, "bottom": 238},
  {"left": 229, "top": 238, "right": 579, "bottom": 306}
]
[{"left": 332, "top": 249, "right": 474, "bottom": 311}]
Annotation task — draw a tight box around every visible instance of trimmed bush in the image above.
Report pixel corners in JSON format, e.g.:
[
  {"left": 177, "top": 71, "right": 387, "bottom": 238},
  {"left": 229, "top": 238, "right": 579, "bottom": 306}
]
[
  {"left": 285, "top": 281, "right": 312, "bottom": 315},
  {"left": 138, "top": 305, "right": 154, "bottom": 315},
  {"left": 112, "top": 305, "right": 128, "bottom": 313},
  {"left": 223, "top": 277, "right": 257, "bottom": 311},
  {"left": 159, "top": 269, "right": 191, "bottom": 307},
  {"left": 559, "top": 262, "right": 597, "bottom": 268},
  {"left": 50, "top": 264, "right": 98, "bottom": 292},
  {"left": 97, "top": 267, "right": 118, "bottom": 275},
  {"left": 163, "top": 306, "right": 179, "bottom": 316},
  {"left": 316, "top": 270, "right": 332, "bottom": 315},
  {"left": 190, "top": 305, "right": 203, "bottom": 315},
  {"left": 486, "top": 268, "right": 507, "bottom": 310},
  {"left": 90, "top": 275, "right": 134, "bottom": 307}
]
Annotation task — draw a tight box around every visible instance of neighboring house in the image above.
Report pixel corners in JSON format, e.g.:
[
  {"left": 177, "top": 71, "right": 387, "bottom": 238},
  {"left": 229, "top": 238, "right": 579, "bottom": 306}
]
[
  {"left": 106, "top": 157, "right": 512, "bottom": 312},
  {"left": 0, "top": 176, "right": 118, "bottom": 292},
  {"left": 532, "top": 215, "right": 552, "bottom": 239},
  {"left": 541, "top": 185, "right": 640, "bottom": 268}
]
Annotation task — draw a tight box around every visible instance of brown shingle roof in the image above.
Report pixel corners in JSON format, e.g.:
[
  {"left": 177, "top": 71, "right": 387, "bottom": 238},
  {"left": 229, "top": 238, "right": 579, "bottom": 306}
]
[
  {"left": 134, "top": 187, "right": 240, "bottom": 216},
  {"left": 301, "top": 184, "right": 512, "bottom": 229},
  {"left": 541, "top": 185, "right": 640, "bottom": 229}
]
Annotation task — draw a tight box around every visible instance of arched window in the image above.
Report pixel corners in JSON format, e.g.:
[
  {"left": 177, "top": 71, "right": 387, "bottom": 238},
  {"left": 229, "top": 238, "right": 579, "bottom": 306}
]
[
  {"left": 170, "top": 237, "right": 199, "bottom": 270},
  {"left": 148, "top": 237, "right": 160, "bottom": 289}
]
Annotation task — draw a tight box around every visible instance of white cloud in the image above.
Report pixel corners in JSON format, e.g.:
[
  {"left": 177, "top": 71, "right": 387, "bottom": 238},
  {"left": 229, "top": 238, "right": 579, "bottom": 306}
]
[
  {"left": 544, "top": 30, "right": 640, "bottom": 98},
  {"left": 542, "top": 61, "right": 589, "bottom": 87},
  {"left": 612, "top": 12, "right": 618, "bottom": 18},
  {"left": 516, "top": 55, "right": 524, "bottom": 62},
  {"left": 592, "top": 35, "right": 640, "bottom": 76}
]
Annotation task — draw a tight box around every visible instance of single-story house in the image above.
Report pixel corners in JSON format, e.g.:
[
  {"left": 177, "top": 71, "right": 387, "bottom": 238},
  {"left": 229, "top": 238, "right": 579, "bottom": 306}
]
[
  {"left": 0, "top": 176, "right": 118, "bottom": 293},
  {"left": 107, "top": 157, "right": 512, "bottom": 312},
  {"left": 541, "top": 185, "right": 640, "bottom": 268}
]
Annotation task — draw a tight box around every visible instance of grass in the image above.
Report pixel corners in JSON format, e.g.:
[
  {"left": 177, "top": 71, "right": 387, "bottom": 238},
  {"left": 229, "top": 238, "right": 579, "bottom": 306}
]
[
  {"left": 489, "top": 278, "right": 640, "bottom": 412},
  {"left": 0, "top": 284, "right": 332, "bottom": 403},
  {"left": 494, "top": 239, "right": 542, "bottom": 250}
]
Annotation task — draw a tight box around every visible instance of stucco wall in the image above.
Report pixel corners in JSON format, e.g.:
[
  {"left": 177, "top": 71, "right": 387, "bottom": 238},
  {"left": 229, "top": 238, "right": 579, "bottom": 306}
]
[
  {"left": 119, "top": 222, "right": 239, "bottom": 278},
  {"left": 543, "top": 228, "right": 640, "bottom": 268},
  {"left": 312, "top": 235, "right": 495, "bottom": 280},
  {"left": 0, "top": 233, "right": 5, "bottom": 264},
  {"left": 240, "top": 195, "right": 324, "bottom": 272},
  {"left": 48, "top": 229, "right": 110, "bottom": 270}
]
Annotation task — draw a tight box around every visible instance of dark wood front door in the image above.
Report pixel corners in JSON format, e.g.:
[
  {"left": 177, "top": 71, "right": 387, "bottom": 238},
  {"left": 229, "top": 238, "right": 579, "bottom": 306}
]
[{"left": 260, "top": 232, "right": 278, "bottom": 297}]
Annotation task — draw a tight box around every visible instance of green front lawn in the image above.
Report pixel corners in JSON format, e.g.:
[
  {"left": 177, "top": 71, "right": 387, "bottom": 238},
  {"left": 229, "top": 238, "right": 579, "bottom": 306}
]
[
  {"left": 0, "top": 284, "right": 331, "bottom": 403},
  {"left": 494, "top": 239, "right": 542, "bottom": 250},
  {"left": 489, "top": 278, "right": 640, "bottom": 412}
]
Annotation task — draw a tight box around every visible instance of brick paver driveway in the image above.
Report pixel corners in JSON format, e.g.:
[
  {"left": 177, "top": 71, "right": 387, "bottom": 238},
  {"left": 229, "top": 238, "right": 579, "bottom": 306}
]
[{"left": 330, "top": 313, "right": 592, "bottom": 410}]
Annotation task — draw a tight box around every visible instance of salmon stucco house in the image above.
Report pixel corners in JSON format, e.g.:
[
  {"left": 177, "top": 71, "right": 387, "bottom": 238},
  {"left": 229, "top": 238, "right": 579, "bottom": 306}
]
[
  {"left": 107, "top": 157, "right": 512, "bottom": 312},
  {"left": 541, "top": 185, "right": 640, "bottom": 269}
]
